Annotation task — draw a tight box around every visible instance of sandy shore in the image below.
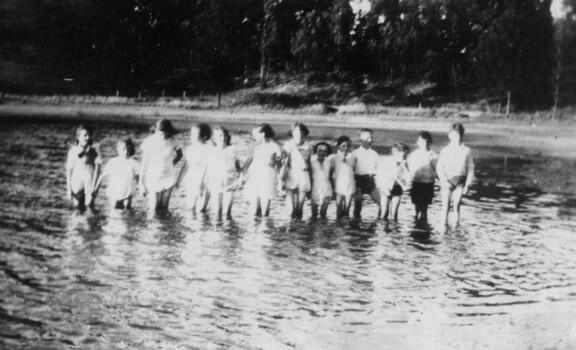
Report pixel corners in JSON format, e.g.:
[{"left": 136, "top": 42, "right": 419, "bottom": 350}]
[{"left": 1, "top": 103, "right": 575, "bottom": 159}]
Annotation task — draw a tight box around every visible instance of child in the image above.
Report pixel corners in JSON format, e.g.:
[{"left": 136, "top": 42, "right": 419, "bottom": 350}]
[
  {"left": 436, "top": 123, "right": 474, "bottom": 227},
  {"left": 310, "top": 141, "right": 334, "bottom": 218},
  {"left": 242, "top": 123, "right": 282, "bottom": 217},
  {"left": 377, "top": 142, "right": 410, "bottom": 221},
  {"left": 139, "top": 119, "right": 183, "bottom": 213},
  {"left": 176, "top": 123, "right": 212, "bottom": 214},
  {"left": 205, "top": 126, "right": 242, "bottom": 219},
  {"left": 66, "top": 124, "right": 101, "bottom": 212},
  {"left": 407, "top": 131, "right": 438, "bottom": 222},
  {"left": 352, "top": 129, "right": 381, "bottom": 219},
  {"left": 95, "top": 139, "right": 139, "bottom": 210},
  {"left": 331, "top": 136, "right": 357, "bottom": 218},
  {"left": 281, "top": 122, "right": 313, "bottom": 219}
]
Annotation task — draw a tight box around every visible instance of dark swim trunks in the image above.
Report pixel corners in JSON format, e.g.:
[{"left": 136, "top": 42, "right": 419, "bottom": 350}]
[
  {"left": 355, "top": 174, "right": 377, "bottom": 194},
  {"left": 447, "top": 175, "right": 467, "bottom": 191},
  {"left": 410, "top": 182, "right": 435, "bottom": 205}
]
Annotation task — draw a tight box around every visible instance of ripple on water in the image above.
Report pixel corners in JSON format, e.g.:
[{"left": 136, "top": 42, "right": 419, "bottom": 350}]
[{"left": 1, "top": 120, "right": 576, "bottom": 349}]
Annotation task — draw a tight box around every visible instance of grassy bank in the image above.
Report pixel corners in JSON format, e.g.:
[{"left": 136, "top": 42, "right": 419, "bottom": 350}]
[{"left": 2, "top": 92, "right": 576, "bottom": 122}]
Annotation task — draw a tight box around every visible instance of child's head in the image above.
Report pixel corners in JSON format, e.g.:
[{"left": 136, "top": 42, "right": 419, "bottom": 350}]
[
  {"left": 289, "top": 122, "right": 309, "bottom": 143},
  {"left": 359, "top": 128, "right": 373, "bottom": 148},
  {"left": 75, "top": 124, "right": 94, "bottom": 146},
  {"left": 314, "top": 141, "right": 332, "bottom": 161},
  {"left": 448, "top": 123, "right": 465, "bottom": 143},
  {"left": 336, "top": 135, "right": 352, "bottom": 154},
  {"left": 213, "top": 126, "right": 231, "bottom": 148},
  {"left": 253, "top": 123, "right": 275, "bottom": 142},
  {"left": 417, "top": 131, "right": 433, "bottom": 150},
  {"left": 154, "top": 119, "right": 178, "bottom": 139},
  {"left": 191, "top": 123, "right": 212, "bottom": 144},
  {"left": 117, "top": 138, "right": 136, "bottom": 158},
  {"left": 391, "top": 142, "right": 409, "bottom": 162}
]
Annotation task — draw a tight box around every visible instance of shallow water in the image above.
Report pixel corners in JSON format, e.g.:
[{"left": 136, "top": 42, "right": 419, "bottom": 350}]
[{"left": 1, "top": 119, "right": 575, "bottom": 349}]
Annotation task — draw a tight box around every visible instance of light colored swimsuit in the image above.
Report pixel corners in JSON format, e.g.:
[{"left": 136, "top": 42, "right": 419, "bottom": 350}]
[
  {"left": 283, "top": 140, "right": 312, "bottom": 192},
  {"left": 310, "top": 154, "right": 333, "bottom": 204},
  {"left": 331, "top": 152, "right": 357, "bottom": 196},
  {"left": 245, "top": 142, "right": 282, "bottom": 200},
  {"left": 141, "top": 134, "right": 180, "bottom": 192}
]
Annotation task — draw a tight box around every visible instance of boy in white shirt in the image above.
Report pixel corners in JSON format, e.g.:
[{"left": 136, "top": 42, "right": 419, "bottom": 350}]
[
  {"left": 436, "top": 123, "right": 474, "bottom": 227},
  {"left": 407, "top": 131, "right": 438, "bottom": 222},
  {"left": 352, "top": 129, "right": 381, "bottom": 218}
]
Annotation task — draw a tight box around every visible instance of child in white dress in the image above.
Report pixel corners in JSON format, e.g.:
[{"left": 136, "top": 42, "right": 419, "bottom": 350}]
[
  {"left": 95, "top": 139, "right": 139, "bottom": 210},
  {"left": 331, "top": 136, "right": 357, "bottom": 218},
  {"left": 281, "top": 122, "right": 313, "bottom": 219},
  {"left": 310, "top": 142, "right": 333, "bottom": 218},
  {"left": 66, "top": 124, "right": 101, "bottom": 212},
  {"left": 243, "top": 124, "right": 282, "bottom": 217},
  {"left": 176, "top": 123, "right": 212, "bottom": 214},
  {"left": 377, "top": 143, "right": 410, "bottom": 221},
  {"left": 140, "top": 119, "right": 183, "bottom": 213},
  {"left": 205, "top": 126, "right": 242, "bottom": 219}
]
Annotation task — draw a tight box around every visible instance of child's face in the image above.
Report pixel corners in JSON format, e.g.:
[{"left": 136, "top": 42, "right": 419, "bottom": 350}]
[
  {"left": 338, "top": 141, "right": 351, "bottom": 154},
  {"left": 252, "top": 127, "right": 264, "bottom": 142},
  {"left": 392, "top": 149, "right": 407, "bottom": 162},
  {"left": 417, "top": 136, "right": 429, "bottom": 150},
  {"left": 316, "top": 145, "right": 329, "bottom": 161},
  {"left": 117, "top": 142, "right": 129, "bottom": 158},
  {"left": 359, "top": 131, "right": 372, "bottom": 148},
  {"left": 78, "top": 129, "right": 91, "bottom": 147},
  {"left": 191, "top": 126, "right": 201, "bottom": 143},
  {"left": 448, "top": 130, "right": 461, "bottom": 143},
  {"left": 155, "top": 129, "right": 167, "bottom": 139},
  {"left": 214, "top": 129, "right": 225, "bottom": 147},
  {"left": 292, "top": 127, "right": 303, "bottom": 143}
]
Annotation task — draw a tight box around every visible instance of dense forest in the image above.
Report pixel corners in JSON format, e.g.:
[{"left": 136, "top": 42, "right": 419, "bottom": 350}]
[{"left": 1, "top": 0, "right": 576, "bottom": 110}]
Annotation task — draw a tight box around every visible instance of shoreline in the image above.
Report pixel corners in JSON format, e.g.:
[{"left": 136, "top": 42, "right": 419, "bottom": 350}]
[{"left": 1, "top": 103, "right": 575, "bottom": 159}]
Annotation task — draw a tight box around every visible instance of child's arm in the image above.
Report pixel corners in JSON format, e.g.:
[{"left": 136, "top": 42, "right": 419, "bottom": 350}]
[
  {"left": 173, "top": 148, "right": 183, "bottom": 165},
  {"left": 435, "top": 151, "right": 447, "bottom": 185},
  {"left": 175, "top": 160, "right": 188, "bottom": 188},
  {"left": 65, "top": 149, "right": 74, "bottom": 200},
  {"left": 139, "top": 150, "right": 150, "bottom": 195},
  {"left": 463, "top": 150, "right": 474, "bottom": 194}
]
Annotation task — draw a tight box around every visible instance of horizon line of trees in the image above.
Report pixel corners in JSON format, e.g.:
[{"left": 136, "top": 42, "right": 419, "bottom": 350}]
[{"left": 1, "top": 0, "right": 576, "bottom": 110}]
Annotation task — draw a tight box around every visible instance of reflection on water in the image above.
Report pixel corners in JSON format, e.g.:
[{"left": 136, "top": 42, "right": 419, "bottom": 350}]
[{"left": 1, "top": 120, "right": 575, "bottom": 349}]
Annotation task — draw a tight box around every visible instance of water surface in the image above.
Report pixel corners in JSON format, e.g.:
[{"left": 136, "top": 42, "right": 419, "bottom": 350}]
[{"left": 0, "top": 119, "right": 575, "bottom": 349}]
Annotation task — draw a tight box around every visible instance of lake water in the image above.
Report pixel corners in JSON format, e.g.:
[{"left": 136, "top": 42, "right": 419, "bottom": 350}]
[{"left": 1, "top": 118, "right": 575, "bottom": 349}]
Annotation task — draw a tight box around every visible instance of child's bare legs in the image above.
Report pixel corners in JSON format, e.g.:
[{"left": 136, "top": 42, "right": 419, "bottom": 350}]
[
  {"left": 440, "top": 186, "right": 453, "bottom": 226},
  {"left": 336, "top": 194, "right": 354, "bottom": 218},
  {"left": 199, "top": 191, "right": 210, "bottom": 213},
  {"left": 320, "top": 197, "right": 330, "bottom": 218},
  {"left": 380, "top": 194, "right": 391, "bottom": 220},
  {"left": 451, "top": 186, "right": 465, "bottom": 226},
  {"left": 312, "top": 197, "right": 330, "bottom": 218},
  {"left": 251, "top": 196, "right": 272, "bottom": 217},
  {"left": 262, "top": 197, "right": 272, "bottom": 217},
  {"left": 295, "top": 190, "right": 306, "bottom": 219},
  {"left": 390, "top": 195, "right": 401, "bottom": 221},
  {"left": 72, "top": 191, "right": 87, "bottom": 212},
  {"left": 158, "top": 188, "right": 172, "bottom": 212},
  {"left": 223, "top": 192, "right": 234, "bottom": 219},
  {"left": 311, "top": 201, "right": 319, "bottom": 218},
  {"left": 353, "top": 190, "right": 364, "bottom": 218},
  {"left": 285, "top": 188, "right": 297, "bottom": 218},
  {"left": 414, "top": 204, "right": 428, "bottom": 222},
  {"left": 336, "top": 194, "right": 345, "bottom": 218}
]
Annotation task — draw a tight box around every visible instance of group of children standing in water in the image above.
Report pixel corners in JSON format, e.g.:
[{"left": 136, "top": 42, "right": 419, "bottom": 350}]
[{"left": 65, "top": 119, "right": 474, "bottom": 226}]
